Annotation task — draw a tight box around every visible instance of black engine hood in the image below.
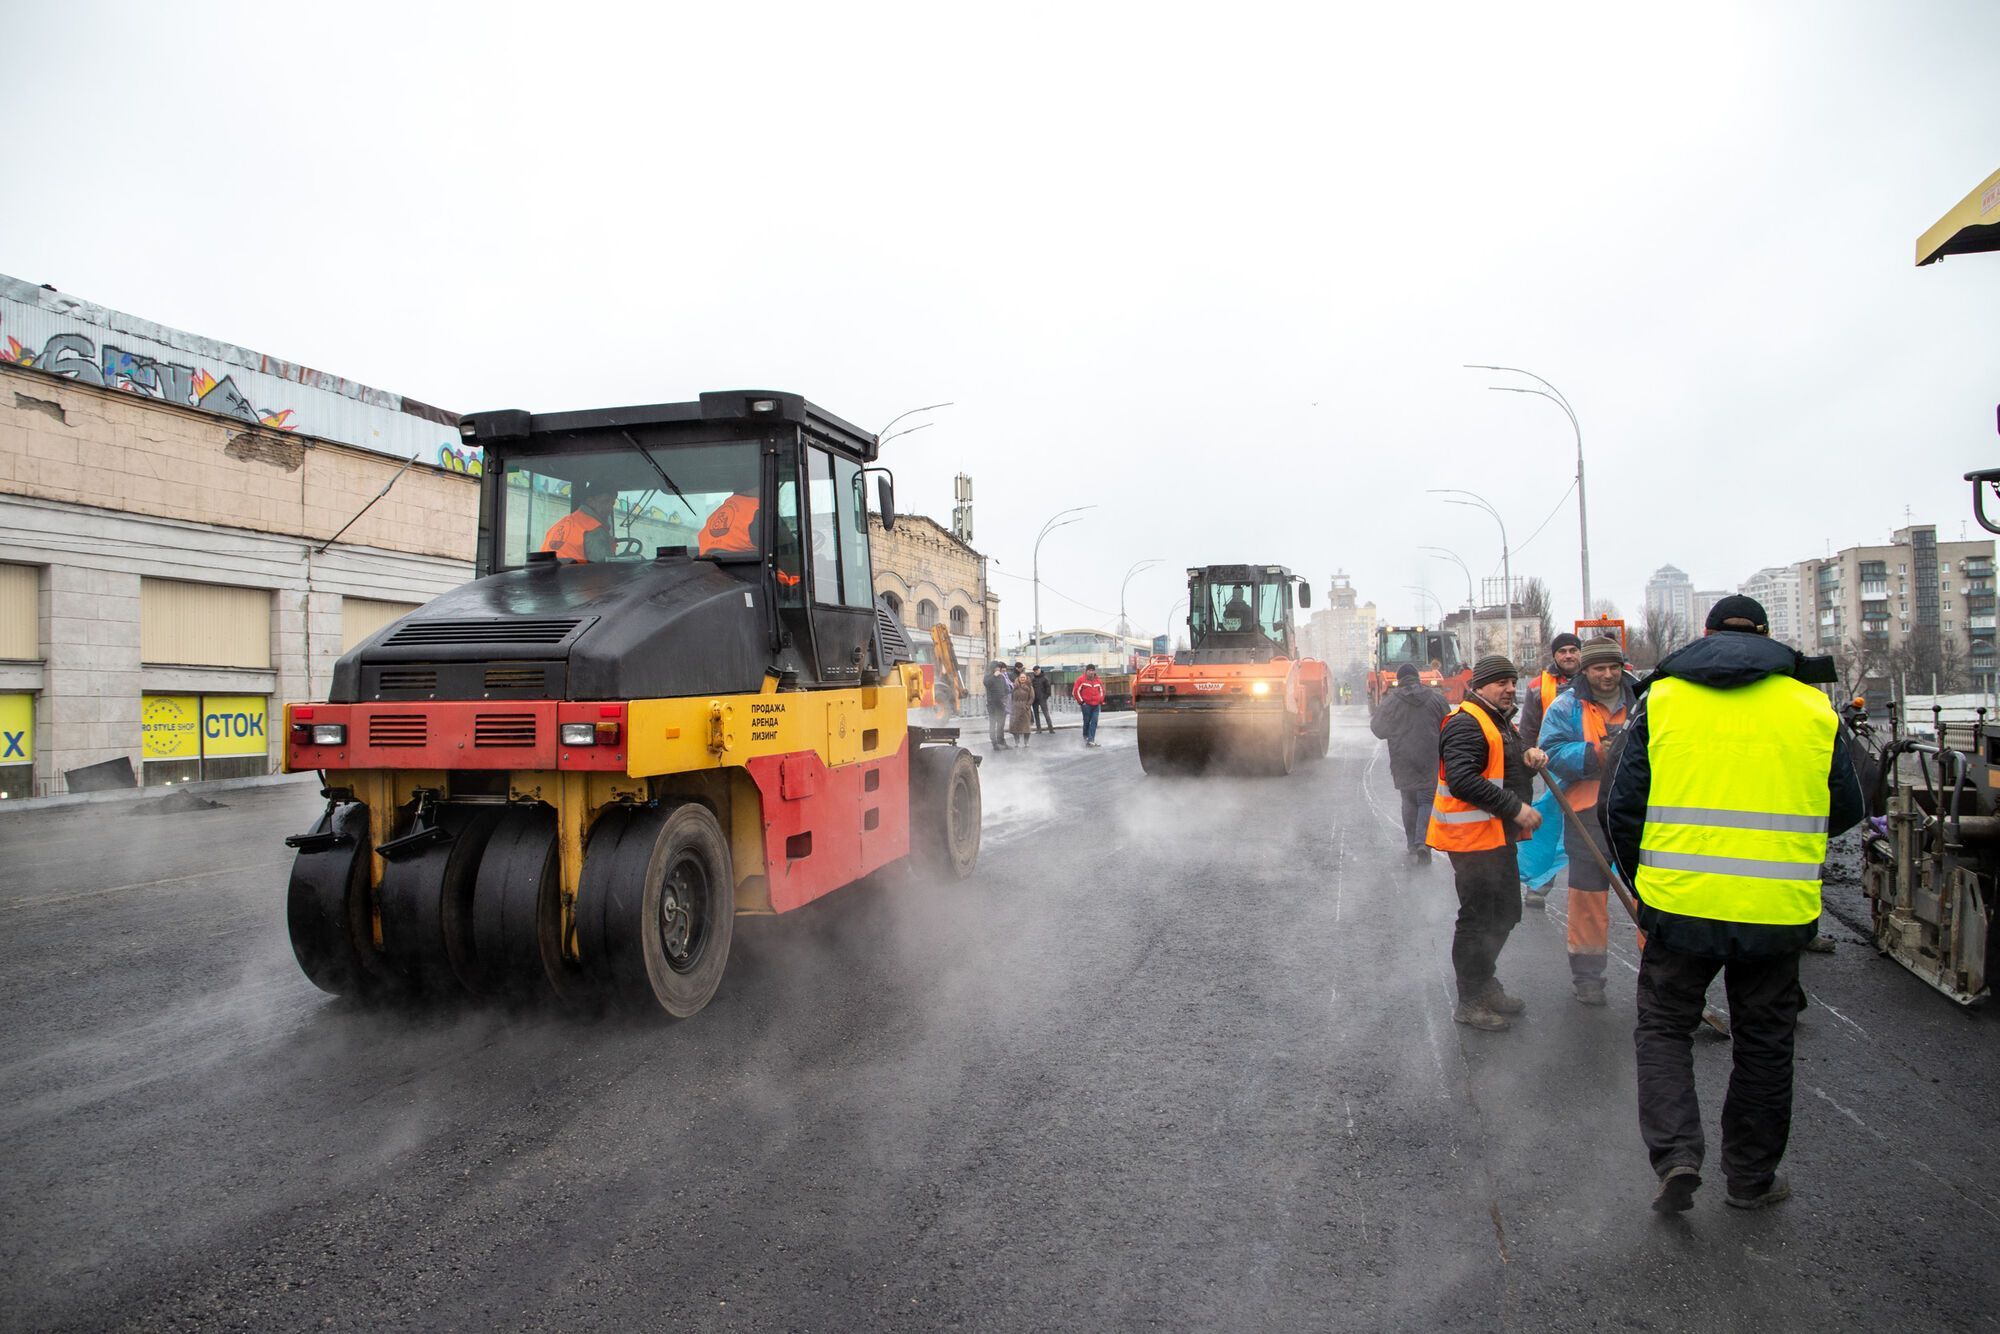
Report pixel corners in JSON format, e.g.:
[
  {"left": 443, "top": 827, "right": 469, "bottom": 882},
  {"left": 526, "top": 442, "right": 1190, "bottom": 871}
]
[{"left": 331, "top": 557, "right": 774, "bottom": 702}]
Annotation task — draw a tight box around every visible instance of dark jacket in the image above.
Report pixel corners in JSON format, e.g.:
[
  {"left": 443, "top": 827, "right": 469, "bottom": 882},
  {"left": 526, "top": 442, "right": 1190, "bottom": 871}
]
[
  {"left": 1439, "top": 693, "right": 1531, "bottom": 838},
  {"left": 1369, "top": 681, "right": 1450, "bottom": 790},
  {"left": 1518, "top": 664, "right": 1576, "bottom": 746},
  {"left": 1601, "top": 632, "right": 1865, "bottom": 957},
  {"left": 1032, "top": 671, "right": 1053, "bottom": 704},
  {"left": 983, "top": 669, "right": 1009, "bottom": 712}
]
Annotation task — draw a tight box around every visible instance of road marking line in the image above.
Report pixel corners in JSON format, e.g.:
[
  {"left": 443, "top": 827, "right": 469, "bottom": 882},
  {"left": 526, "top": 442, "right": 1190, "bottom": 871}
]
[{"left": 1811, "top": 1085, "right": 2000, "bottom": 1223}]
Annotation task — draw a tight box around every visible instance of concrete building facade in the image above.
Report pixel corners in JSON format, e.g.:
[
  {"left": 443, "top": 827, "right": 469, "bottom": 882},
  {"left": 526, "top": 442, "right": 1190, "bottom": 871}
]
[
  {"left": 0, "top": 363, "right": 475, "bottom": 796},
  {"left": 1799, "top": 524, "right": 1996, "bottom": 692},
  {"left": 1738, "top": 565, "right": 1807, "bottom": 647},
  {"left": 1299, "top": 572, "right": 1378, "bottom": 685},
  {"left": 1643, "top": 564, "right": 1695, "bottom": 637},
  {"left": 868, "top": 511, "right": 996, "bottom": 696}
]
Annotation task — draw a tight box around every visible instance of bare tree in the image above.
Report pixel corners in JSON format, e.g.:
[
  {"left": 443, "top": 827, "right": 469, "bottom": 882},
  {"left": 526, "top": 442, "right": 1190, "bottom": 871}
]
[
  {"left": 1590, "top": 598, "right": 1621, "bottom": 619},
  {"left": 1520, "top": 577, "right": 1552, "bottom": 634},
  {"left": 1634, "top": 605, "right": 1687, "bottom": 669}
]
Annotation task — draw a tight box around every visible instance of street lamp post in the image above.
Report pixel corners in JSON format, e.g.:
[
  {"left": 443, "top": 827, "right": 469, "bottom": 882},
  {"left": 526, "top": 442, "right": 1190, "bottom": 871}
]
[
  {"left": 1465, "top": 365, "right": 1589, "bottom": 619},
  {"left": 875, "top": 401, "right": 954, "bottom": 446},
  {"left": 1419, "top": 545, "right": 1476, "bottom": 615},
  {"left": 1429, "top": 489, "right": 1512, "bottom": 661},
  {"left": 1032, "top": 505, "right": 1095, "bottom": 670},
  {"left": 1403, "top": 585, "right": 1447, "bottom": 622},
  {"left": 1119, "top": 559, "right": 1163, "bottom": 640}
]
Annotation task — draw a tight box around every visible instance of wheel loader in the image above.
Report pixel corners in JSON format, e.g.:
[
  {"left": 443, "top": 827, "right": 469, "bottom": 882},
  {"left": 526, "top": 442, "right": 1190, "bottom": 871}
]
[
  {"left": 1132, "top": 565, "right": 1330, "bottom": 775},
  {"left": 282, "top": 390, "right": 982, "bottom": 1019}
]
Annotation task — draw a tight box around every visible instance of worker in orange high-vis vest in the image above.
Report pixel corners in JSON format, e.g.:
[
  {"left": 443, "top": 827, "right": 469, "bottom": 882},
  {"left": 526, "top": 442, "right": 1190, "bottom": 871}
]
[
  {"left": 698, "top": 492, "right": 761, "bottom": 556},
  {"left": 1537, "top": 637, "right": 1639, "bottom": 1005},
  {"left": 1427, "top": 654, "right": 1548, "bottom": 1031},
  {"left": 541, "top": 482, "right": 616, "bottom": 563}
]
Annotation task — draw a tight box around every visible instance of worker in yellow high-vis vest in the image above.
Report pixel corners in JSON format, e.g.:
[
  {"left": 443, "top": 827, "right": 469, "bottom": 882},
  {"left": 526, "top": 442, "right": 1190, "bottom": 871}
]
[{"left": 1603, "top": 595, "right": 1863, "bottom": 1215}]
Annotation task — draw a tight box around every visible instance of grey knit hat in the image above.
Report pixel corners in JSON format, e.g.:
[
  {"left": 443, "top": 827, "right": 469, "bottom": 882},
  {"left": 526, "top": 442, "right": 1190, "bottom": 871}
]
[
  {"left": 1469, "top": 654, "right": 1518, "bottom": 687},
  {"left": 1579, "top": 639, "right": 1625, "bottom": 669}
]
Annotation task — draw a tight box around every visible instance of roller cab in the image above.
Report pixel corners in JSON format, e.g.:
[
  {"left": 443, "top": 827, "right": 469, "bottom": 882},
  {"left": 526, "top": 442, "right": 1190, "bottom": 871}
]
[
  {"left": 282, "top": 390, "right": 981, "bottom": 1018},
  {"left": 1132, "top": 565, "right": 1331, "bottom": 775}
]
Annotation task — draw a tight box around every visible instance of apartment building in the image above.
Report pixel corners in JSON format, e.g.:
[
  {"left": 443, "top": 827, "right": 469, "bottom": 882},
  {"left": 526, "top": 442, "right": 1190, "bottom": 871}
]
[{"left": 1799, "top": 525, "right": 1996, "bottom": 690}]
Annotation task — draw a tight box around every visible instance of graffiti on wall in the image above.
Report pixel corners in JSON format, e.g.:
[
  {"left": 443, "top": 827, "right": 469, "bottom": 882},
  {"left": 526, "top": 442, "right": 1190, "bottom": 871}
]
[
  {"left": 0, "top": 276, "right": 482, "bottom": 474},
  {"left": 2, "top": 323, "right": 300, "bottom": 431}
]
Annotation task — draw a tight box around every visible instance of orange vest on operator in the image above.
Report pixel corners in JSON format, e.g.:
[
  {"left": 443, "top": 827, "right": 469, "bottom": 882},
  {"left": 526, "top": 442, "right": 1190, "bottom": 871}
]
[
  {"left": 699, "top": 494, "right": 760, "bottom": 555},
  {"left": 541, "top": 511, "right": 604, "bottom": 562},
  {"left": 1426, "top": 701, "right": 1509, "bottom": 853}
]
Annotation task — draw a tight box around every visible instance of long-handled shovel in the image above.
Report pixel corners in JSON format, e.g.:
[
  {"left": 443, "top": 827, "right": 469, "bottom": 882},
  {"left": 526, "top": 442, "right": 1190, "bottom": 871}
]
[{"left": 1539, "top": 775, "right": 1732, "bottom": 1038}]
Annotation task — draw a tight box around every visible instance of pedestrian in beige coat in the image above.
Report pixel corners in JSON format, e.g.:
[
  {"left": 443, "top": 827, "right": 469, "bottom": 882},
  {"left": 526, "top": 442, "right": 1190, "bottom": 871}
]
[{"left": 1008, "top": 661, "right": 1035, "bottom": 747}]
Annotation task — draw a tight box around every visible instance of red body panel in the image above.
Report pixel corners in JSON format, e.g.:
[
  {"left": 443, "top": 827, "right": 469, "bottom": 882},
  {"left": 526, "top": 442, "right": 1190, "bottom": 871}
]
[
  {"left": 746, "top": 740, "right": 911, "bottom": 913},
  {"left": 285, "top": 701, "right": 629, "bottom": 772}
]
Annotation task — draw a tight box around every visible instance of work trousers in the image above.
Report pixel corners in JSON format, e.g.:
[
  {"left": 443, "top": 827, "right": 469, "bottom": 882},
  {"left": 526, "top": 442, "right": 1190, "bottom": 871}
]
[
  {"left": 1445, "top": 843, "right": 1522, "bottom": 997},
  {"left": 1634, "top": 939, "right": 1804, "bottom": 1193},
  {"left": 1564, "top": 817, "right": 1636, "bottom": 983},
  {"left": 1080, "top": 704, "right": 1101, "bottom": 742},
  {"left": 1033, "top": 701, "right": 1054, "bottom": 732},
  {"left": 1398, "top": 787, "right": 1433, "bottom": 852}
]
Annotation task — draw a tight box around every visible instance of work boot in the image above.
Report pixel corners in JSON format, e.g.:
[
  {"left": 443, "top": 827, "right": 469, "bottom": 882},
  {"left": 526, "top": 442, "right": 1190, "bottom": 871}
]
[
  {"left": 1522, "top": 887, "right": 1548, "bottom": 910},
  {"left": 1453, "top": 1001, "right": 1510, "bottom": 1031},
  {"left": 1804, "top": 934, "right": 1836, "bottom": 954},
  {"left": 1573, "top": 979, "right": 1607, "bottom": 1006},
  {"left": 1478, "top": 980, "right": 1526, "bottom": 1014},
  {"left": 1726, "top": 1174, "right": 1792, "bottom": 1211},
  {"left": 1652, "top": 1165, "right": 1701, "bottom": 1214}
]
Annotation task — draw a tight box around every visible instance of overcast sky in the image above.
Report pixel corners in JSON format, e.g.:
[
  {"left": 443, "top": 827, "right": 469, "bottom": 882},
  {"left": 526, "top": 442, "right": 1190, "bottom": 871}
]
[{"left": 6, "top": 1, "right": 1995, "bottom": 645}]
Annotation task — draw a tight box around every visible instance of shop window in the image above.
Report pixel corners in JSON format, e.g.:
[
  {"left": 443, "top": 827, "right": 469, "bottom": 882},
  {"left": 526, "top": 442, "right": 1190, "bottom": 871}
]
[
  {"left": 141, "top": 579, "right": 271, "bottom": 669},
  {"left": 0, "top": 692, "right": 31, "bottom": 799},
  {"left": 0, "top": 565, "right": 37, "bottom": 661},
  {"left": 141, "top": 693, "right": 269, "bottom": 785}
]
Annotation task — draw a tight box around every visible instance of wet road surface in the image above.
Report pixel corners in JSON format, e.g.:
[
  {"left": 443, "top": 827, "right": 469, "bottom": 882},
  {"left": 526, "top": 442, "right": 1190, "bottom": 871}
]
[{"left": 2, "top": 709, "right": 1997, "bottom": 1330}]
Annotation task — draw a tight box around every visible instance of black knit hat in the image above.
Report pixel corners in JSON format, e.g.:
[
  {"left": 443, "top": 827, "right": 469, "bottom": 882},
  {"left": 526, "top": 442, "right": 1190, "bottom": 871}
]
[
  {"left": 1551, "top": 632, "right": 1583, "bottom": 652},
  {"left": 1469, "top": 654, "right": 1518, "bottom": 687},
  {"left": 1396, "top": 662, "right": 1421, "bottom": 684},
  {"left": 1705, "top": 595, "right": 1769, "bottom": 634}
]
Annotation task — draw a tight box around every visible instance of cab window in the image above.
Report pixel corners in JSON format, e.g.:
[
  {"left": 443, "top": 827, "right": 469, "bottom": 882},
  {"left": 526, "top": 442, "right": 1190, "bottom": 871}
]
[
  {"left": 807, "top": 448, "right": 841, "bottom": 598},
  {"left": 833, "top": 454, "right": 875, "bottom": 609}
]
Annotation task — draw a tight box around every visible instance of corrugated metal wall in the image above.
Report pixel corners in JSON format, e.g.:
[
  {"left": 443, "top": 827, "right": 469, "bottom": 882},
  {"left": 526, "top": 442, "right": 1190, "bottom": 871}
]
[
  {"left": 141, "top": 578, "right": 271, "bottom": 668},
  {"left": 0, "top": 564, "right": 36, "bottom": 660},
  {"left": 340, "top": 596, "right": 421, "bottom": 652}
]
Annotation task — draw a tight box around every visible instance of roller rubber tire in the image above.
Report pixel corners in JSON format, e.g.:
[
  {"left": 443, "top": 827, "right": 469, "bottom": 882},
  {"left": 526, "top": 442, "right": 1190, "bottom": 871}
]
[
  {"left": 910, "top": 746, "right": 982, "bottom": 879},
  {"left": 470, "top": 805, "right": 585, "bottom": 1005},
  {"left": 286, "top": 803, "right": 398, "bottom": 999},
  {"left": 378, "top": 804, "right": 504, "bottom": 996},
  {"left": 578, "top": 804, "right": 735, "bottom": 1019}
]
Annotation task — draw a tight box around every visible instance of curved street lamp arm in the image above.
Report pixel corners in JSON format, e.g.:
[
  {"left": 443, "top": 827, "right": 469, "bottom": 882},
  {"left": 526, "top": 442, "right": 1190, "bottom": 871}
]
[
  {"left": 1464, "top": 364, "right": 1575, "bottom": 417},
  {"left": 875, "top": 401, "right": 954, "bottom": 440}
]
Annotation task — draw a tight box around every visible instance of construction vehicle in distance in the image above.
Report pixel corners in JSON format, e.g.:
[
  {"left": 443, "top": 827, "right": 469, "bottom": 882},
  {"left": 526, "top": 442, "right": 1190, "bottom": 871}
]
[
  {"left": 1133, "top": 565, "right": 1330, "bottom": 775},
  {"left": 1367, "top": 625, "right": 1470, "bottom": 711},
  {"left": 281, "top": 390, "right": 983, "bottom": 1020}
]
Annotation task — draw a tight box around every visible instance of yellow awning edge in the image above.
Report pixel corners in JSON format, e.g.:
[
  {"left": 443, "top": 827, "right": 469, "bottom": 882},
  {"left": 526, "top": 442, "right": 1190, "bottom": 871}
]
[{"left": 1917, "top": 167, "right": 2000, "bottom": 265}]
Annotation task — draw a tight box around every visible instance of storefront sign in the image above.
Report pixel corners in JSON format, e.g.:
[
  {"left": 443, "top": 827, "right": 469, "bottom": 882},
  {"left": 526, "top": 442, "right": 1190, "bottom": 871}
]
[
  {"left": 0, "top": 693, "right": 32, "bottom": 764},
  {"left": 201, "top": 695, "right": 269, "bottom": 758},
  {"left": 141, "top": 694, "right": 201, "bottom": 760}
]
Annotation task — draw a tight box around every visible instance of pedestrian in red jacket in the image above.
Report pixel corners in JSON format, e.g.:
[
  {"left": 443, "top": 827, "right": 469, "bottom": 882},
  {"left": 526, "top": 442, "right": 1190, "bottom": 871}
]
[{"left": 1073, "top": 666, "right": 1106, "bottom": 747}]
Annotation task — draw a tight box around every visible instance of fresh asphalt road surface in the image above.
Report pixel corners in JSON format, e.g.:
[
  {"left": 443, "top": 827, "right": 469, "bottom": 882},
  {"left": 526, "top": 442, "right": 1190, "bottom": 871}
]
[{"left": 3, "top": 709, "right": 1998, "bottom": 1331}]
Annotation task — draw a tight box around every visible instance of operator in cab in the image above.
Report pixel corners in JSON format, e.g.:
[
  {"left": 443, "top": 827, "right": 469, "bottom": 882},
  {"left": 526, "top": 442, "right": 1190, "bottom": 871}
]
[
  {"left": 542, "top": 482, "right": 616, "bottom": 563},
  {"left": 698, "top": 492, "right": 761, "bottom": 556},
  {"left": 1221, "top": 585, "right": 1255, "bottom": 633}
]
